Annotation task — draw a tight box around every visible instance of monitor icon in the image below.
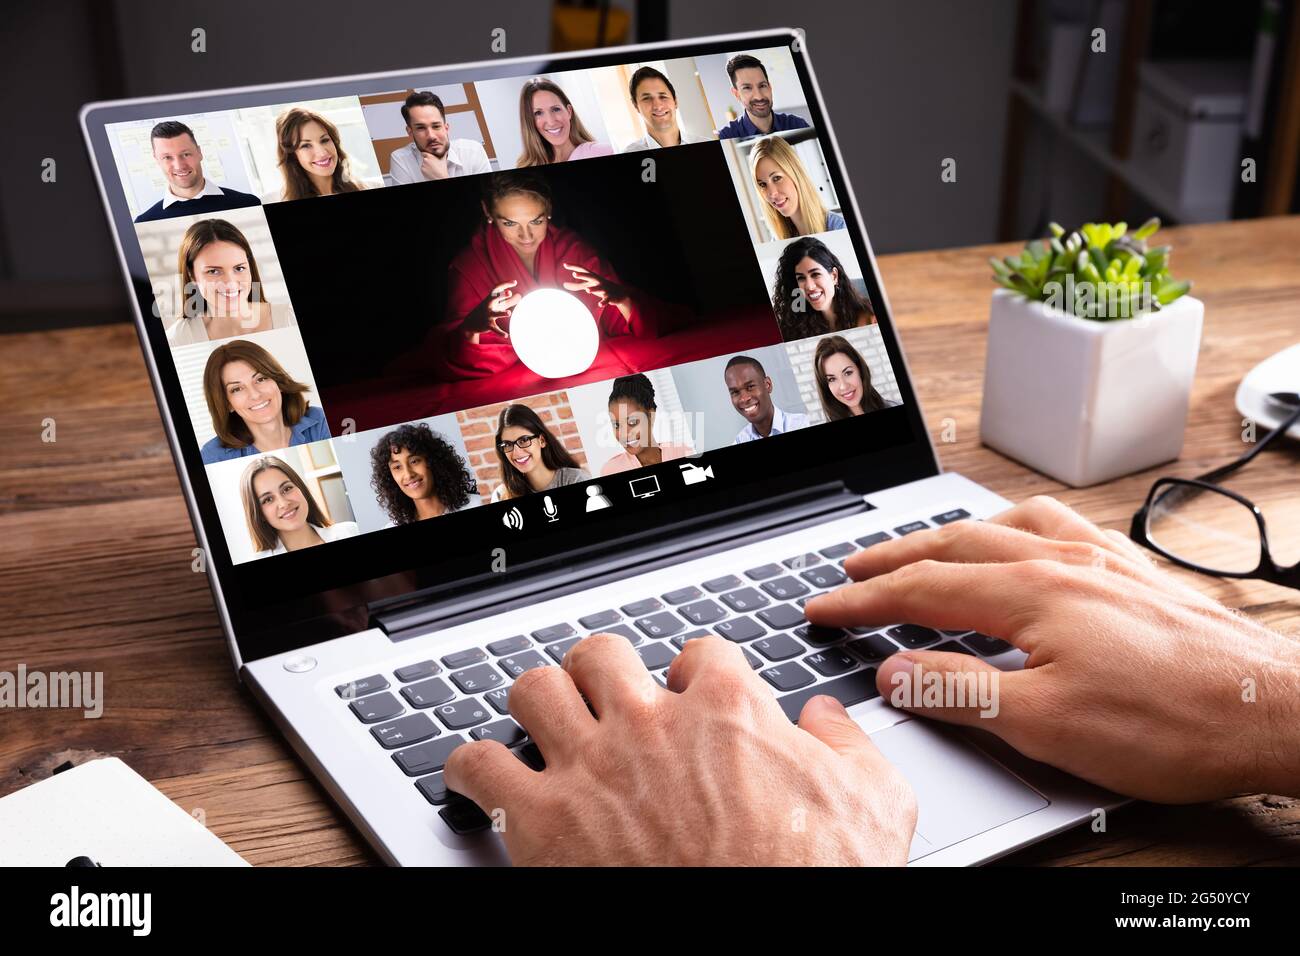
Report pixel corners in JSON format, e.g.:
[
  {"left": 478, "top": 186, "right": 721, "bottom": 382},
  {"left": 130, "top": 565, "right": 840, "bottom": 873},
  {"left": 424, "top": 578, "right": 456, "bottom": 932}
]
[{"left": 629, "top": 475, "right": 660, "bottom": 499}]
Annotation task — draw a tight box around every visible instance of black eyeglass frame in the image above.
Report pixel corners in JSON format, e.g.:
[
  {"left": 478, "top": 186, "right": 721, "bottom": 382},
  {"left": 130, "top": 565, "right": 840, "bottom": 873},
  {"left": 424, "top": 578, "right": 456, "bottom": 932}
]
[{"left": 1130, "top": 399, "right": 1300, "bottom": 588}]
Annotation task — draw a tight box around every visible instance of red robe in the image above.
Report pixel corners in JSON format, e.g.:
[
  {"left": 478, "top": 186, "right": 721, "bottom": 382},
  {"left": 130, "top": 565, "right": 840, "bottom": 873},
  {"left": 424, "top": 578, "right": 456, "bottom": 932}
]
[{"left": 428, "top": 224, "right": 662, "bottom": 380}]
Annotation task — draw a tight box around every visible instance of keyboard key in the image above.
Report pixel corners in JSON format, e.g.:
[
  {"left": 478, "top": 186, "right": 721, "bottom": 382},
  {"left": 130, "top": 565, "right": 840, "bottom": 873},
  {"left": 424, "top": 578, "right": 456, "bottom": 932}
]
[
  {"left": 415, "top": 772, "right": 456, "bottom": 805},
  {"left": 515, "top": 741, "right": 546, "bottom": 770},
  {"left": 777, "top": 669, "right": 880, "bottom": 723},
  {"left": 532, "top": 623, "right": 578, "bottom": 643},
  {"left": 964, "top": 632, "right": 1014, "bottom": 656},
  {"left": 439, "top": 801, "right": 491, "bottom": 834},
  {"left": 702, "top": 574, "right": 742, "bottom": 593},
  {"left": 335, "top": 674, "right": 388, "bottom": 699},
  {"left": 819, "top": 542, "right": 857, "bottom": 559},
  {"left": 934, "top": 640, "right": 976, "bottom": 656},
  {"left": 590, "top": 623, "right": 641, "bottom": 645},
  {"left": 634, "top": 611, "right": 685, "bottom": 639},
  {"left": 486, "top": 635, "right": 531, "bottom": 656},
  {"left": 441, "top": 648, "right": 486, "bottom": 669},
  {"left": 756, "top": 603, "right": 805, "bottom": 630},
  {"left": 805, "top": 647, "right": 858, "bottom": 677},
  {"left": 578, "top": 610, "right": 621, "bottom": 630},
  {"left": 678, "top": 599, "right": 727, "bottom": 625},
  {"left": 887, "top": 624, "right": 941, "bottom": 649},
  {"left": 931, "top": 508, "right": 971, "bottom": 525},
  {"left": 742, "top": 648, "right": 763, "bottom": 669},
  {"left": 637, "top": 642, "right": 677, "bottom": 670},
  {"left": 753, "top": 633, "right": 805, "bottom": 661},
  {"left": 499, "top": 650, "right": 550, "bottom": 678},
  {"left": 661, "top": 586, "right": 703, "bottom": 605},
  {"left": 393, "top": 661, "right": 440, "bottom": 683},
  {"left": 760, "top": 576, "right": 810, "bottom": 601},
  {"left": 349, "top": 691, "right": 403, "bottom": 724},
  {"left": 545, "top": 636, "right": 582, "bottom": 663},
  {"left": 371, "top": 713, "right": 438, "bottom": 749},
  {"left": 794, "top": 624, "right": 845, "bottom": 646},
  {"left": 847, "top": 633, "right": 899, "bottom": 662},
  {"left": 621, "top": 598, "right": 662, "bottom": 616},
  {"left": 393, "top": 735, "right": 467, "bottom": 776},
  {"left": 671, "top": 628, "right": 712, "bottom": 650},
  {"left": 744, "top": 563, "right": 783, "bottom": 580},
  {"left": 715, "top": 615, "right": 765, "bottom": 642},
  {"left": 433, "top": 698, "right": 492, "bottom": 731},
  {"left": 470, "top": 718, "right": 527, "bottom": 746},
  {"left": 894, "top": 520, "right": 929, "bottom": 536},
  {"left": 854, "top": 531, "right": 892, "bottom": 548},
  {"left": 401, "top": 677, "right": 455, "bottom": 709},
  {"left": 782, "top": 553, "right": 822, "bottom": 570},
  {"left": 485, "top": 686, "right": 511, "bottom": 715},
  {"left": 760, "top": 663, "right": 816, "bottom": 693},
  {"left": 800, "top": 565, "right": 847, "bottom": 589},
  {"left": 720, "top": 587, "right": 769, "bottom": 612},
  {"left": 450, "top": 663, "right": 505, "bottom": 694}
]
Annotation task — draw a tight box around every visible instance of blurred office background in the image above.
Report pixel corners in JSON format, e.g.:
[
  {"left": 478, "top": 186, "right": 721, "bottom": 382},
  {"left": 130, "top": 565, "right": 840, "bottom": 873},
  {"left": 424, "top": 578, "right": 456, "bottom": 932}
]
[{"left": 2, "top": 0, "right": 1297, "bottom": 331}]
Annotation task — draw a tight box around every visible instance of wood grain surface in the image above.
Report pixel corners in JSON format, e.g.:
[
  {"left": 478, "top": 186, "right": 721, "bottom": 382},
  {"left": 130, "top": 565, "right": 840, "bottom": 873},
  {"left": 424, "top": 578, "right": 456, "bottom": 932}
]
[{"left": 2, "top": 216, "right": 1297, "bottom": 866}]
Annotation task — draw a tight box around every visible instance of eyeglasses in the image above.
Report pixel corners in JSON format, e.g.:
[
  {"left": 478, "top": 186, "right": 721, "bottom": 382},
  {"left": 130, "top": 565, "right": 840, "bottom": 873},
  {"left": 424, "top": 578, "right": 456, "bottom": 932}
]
[
  {"left": 1130, "top": 392, "right": 1300, "bottom": 589},
  {"left": 498, "top": 433, "right": 540, "bottom": 454}
]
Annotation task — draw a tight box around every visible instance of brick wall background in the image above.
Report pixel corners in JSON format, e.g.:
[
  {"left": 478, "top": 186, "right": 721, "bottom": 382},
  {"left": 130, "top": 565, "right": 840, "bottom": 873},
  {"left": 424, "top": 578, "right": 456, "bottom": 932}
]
[
  {"left": 786, "top": 324, "right": 902, "bottom": 425},
  {"left": 457, "top": 390, "right": 589, "bottom": 499}
]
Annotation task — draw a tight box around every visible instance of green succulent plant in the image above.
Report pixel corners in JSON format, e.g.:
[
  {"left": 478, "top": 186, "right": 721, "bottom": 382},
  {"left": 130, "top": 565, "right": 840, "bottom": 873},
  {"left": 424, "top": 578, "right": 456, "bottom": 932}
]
[{"left": 990, "top": 218, "right": 1191, "bottom": 321}]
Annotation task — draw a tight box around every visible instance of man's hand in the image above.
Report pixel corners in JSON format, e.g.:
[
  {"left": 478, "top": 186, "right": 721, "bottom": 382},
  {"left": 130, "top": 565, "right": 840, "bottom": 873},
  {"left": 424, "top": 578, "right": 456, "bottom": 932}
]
[
  {"left": 419, "top": 149, "right": 450, "bottom": 181},
  {"left": 444, "top": 634, "right": 916, "bottom": 866},
  {"left": 806, "top": 496, "right": 1300, "bottom": 804}
]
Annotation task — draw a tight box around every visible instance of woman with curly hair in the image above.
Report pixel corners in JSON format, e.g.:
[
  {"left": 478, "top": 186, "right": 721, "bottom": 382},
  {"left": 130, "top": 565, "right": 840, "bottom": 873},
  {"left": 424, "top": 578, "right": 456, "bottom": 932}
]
[
  {"left": 369, "top": 422, "right": 476, "bottom": 526},
  {"left": 770, "top": 236, "right": 875, "bottom": 341}
]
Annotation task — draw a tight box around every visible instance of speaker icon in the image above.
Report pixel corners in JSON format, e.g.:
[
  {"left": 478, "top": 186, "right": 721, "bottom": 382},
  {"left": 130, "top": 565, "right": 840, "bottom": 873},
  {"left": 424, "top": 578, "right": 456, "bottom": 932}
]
[{"left": 502, "top": 506, "right": 524, "bottom": 530}]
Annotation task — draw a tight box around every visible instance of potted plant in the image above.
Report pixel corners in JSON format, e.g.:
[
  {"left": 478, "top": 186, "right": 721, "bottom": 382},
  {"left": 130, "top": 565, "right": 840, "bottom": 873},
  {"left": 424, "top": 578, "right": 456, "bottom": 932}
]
[{"left": 980, "top": 219, "right": 1203, "bottom": 487}]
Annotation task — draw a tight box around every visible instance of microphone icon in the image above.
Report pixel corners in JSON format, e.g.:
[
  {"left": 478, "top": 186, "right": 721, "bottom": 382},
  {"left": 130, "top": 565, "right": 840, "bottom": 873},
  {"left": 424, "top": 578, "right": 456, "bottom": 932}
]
[{"left": 542, "top": 495, "right": 559, "bottom": 522}]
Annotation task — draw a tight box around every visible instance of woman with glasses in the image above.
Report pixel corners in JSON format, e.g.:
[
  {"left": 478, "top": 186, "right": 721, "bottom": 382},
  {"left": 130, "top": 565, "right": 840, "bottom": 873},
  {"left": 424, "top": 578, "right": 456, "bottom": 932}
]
[{"left": 490, "top": 403, "right": 590, "bottom": 502}]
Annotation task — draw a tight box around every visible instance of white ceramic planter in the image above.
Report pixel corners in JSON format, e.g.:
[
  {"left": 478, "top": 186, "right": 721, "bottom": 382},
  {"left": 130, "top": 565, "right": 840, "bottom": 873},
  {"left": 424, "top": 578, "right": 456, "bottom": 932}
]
[{"left": 979, "top": 288, "right": 1204, "bottom": 487}]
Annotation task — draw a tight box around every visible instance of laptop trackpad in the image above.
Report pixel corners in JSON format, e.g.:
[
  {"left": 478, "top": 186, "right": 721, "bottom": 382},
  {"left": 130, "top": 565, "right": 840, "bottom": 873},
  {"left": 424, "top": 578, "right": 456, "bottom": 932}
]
[{"left": 869, "top": 719, "right": 1048, "bottom": 859}]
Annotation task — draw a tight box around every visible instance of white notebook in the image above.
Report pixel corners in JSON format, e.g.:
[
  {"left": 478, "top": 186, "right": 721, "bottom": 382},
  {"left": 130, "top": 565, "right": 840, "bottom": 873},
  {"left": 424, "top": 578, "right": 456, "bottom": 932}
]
[{"left": 0, "top": 757, "right": 248, "bottom": 866}]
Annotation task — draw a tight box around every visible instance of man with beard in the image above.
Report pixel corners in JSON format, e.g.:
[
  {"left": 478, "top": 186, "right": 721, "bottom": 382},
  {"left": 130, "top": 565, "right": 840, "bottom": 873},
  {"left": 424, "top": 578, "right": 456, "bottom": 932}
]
[
  {"left": 717, "top": 53, "right": 810, "bottom": 140},
  {"left": 387, "top": 91, "right": 491, "bottom": 184}
]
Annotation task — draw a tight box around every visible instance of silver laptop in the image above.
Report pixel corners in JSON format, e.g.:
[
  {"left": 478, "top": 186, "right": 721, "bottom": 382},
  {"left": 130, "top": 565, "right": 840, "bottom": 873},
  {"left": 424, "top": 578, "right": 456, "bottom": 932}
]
[{"left": 81, "top": 27, "right": 1119, "bottom": 865}]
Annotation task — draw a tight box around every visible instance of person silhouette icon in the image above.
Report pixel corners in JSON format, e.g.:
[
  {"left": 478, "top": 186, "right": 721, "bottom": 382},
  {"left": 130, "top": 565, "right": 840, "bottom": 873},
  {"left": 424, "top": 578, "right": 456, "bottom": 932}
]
[{"left": 585, "top": 484, "right": 613, "bottom": 512}]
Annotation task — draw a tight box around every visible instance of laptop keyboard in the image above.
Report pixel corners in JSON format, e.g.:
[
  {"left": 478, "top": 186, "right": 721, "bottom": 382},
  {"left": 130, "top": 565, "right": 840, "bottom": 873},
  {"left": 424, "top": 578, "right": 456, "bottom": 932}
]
[{"left": 335, "top": 507, "right": 1015, "bottom": 836}]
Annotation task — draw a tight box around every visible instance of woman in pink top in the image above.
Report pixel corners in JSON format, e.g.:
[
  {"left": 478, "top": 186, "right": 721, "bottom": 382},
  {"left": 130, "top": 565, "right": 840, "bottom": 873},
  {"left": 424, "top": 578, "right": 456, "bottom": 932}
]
[
  {"left": 516, "top": 77, "right": 614, "bottom": 166},
  {"left": 600, "top": 373, "right": 693, "bottom": 475}
]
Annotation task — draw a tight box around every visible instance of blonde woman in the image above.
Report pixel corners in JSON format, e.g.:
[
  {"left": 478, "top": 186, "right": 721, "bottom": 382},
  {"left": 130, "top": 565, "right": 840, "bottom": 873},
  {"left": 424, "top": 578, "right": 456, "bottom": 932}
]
[
  {"left": 748, "top": 136, "right": 844, "bottom": 241},
  {"left": 272, "top": 107, "right": 367, "bottom": 200},
  {"left": 240, "top": 455, "right": 358, "bottom": 557},
  {"left": 516, "top": 77, "right": 612, "bottom": 166},
  {"left": 167, "top": 218, "right": 296, "bottom": 346}
]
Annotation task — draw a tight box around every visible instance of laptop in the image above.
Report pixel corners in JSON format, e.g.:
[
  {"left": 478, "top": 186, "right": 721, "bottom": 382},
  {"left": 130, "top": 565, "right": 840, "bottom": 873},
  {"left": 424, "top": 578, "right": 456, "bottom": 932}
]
[{"left": 81, "top": 27, "right": 1119, "bottom": 865}]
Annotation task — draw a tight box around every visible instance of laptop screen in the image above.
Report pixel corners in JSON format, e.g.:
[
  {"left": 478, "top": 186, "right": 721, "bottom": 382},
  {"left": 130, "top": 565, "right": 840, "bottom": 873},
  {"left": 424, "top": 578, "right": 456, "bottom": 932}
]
[{"left": 82, "top": 30, "right": 937, "bottom": 659}]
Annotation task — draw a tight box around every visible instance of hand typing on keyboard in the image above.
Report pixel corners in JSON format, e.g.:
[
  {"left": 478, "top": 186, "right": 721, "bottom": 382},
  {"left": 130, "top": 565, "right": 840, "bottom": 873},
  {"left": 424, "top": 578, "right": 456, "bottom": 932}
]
[
  {"left": 443, "top": 632, "right": 917, "bottom": 865},
  {"left": 806, "top": 495, "right": 1300, "bottom": 804}
]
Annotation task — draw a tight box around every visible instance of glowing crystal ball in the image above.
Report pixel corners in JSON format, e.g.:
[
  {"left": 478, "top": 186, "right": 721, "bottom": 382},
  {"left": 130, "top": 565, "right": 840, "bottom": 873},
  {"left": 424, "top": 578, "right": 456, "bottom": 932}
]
[{"left": 508, "top": 288, "right": 599, "bottom": 379}]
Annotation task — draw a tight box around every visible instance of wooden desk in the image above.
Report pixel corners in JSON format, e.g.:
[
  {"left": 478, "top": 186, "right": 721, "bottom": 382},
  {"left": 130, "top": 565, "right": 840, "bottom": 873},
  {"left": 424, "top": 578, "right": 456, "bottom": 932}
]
[{"left": 2, "top": 217, "right": 1297, "bottom": 866}]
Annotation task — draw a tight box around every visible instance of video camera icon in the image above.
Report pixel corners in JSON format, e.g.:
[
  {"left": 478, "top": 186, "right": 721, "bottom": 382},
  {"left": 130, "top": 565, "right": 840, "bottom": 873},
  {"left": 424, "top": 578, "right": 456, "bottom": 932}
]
[{"left": 678, "top": 462, "right": 714, "bottom": 486}]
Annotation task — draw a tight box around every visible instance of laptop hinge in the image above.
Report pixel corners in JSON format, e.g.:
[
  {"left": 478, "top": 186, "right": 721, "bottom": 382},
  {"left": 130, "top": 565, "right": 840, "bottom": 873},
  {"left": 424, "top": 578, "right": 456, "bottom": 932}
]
[{"left": 372, "top": 482, "right": 870, "bottom": 642}]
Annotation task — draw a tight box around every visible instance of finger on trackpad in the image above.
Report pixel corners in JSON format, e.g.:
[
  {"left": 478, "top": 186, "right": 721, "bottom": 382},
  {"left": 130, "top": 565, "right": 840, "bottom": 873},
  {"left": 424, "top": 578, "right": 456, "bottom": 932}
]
[{"left": 871, "top": 720, "right": 1048, "bottom": 853}]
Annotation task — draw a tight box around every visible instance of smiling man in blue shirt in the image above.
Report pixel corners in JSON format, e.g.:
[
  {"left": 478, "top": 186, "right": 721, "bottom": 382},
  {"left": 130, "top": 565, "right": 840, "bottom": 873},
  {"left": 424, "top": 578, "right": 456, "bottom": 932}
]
[{"left": 717, "top": 53, "right": 811, "bottom": 140}]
